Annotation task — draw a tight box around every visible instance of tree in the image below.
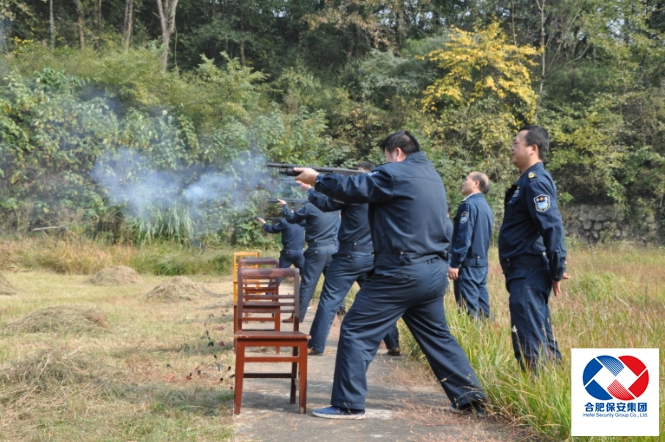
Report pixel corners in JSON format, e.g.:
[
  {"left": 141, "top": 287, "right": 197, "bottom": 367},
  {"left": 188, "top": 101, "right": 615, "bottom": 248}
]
[
  {"left": 156, "top": 0, "right": 179, "bottom": 72},
  {"left": 421, "top": 21, "right": 539, "bottom": 120}
]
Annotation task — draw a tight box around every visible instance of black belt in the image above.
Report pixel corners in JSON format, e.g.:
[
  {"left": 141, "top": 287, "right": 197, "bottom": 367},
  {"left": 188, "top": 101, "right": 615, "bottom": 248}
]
[
  {"left": 337, "top": 242, "right": 373, "bottom": 253},
  {"left": 374, "top": 251, "right": 447, "bottom": 267},
  {"left": 307, "top": 238, "right": 337, "bottom": 248},
  {"left": 500, "top": 253, "right": 547, "bottom": 273}
]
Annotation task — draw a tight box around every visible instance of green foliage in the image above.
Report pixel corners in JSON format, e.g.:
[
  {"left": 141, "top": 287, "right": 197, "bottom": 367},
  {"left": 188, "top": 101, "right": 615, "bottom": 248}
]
[
  {"left": 0, "top": 49, "right": 340, "bottom": 243},
  {"left": 421, "top": 22, "right": 539, "bottom": 120}
]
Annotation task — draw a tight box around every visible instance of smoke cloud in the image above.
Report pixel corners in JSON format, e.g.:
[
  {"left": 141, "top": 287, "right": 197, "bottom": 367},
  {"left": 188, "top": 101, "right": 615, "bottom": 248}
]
[{"left": 91, "top": 147, "right": 292, "bottom": 238}]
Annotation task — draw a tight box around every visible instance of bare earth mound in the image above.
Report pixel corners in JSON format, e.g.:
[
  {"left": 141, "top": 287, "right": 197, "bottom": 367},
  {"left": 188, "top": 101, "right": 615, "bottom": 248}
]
[
  {"left": 0, "top": 273, "right": 19, "bottom": 296},
  {"left": 3, "top": 305, "right": 110, "bottom": 334},
  {"left": 142, "top": 276, "right": 209, "bottom": 303},
  {"left": 86, "top": 265, "right": 142, "bottom": 286}
]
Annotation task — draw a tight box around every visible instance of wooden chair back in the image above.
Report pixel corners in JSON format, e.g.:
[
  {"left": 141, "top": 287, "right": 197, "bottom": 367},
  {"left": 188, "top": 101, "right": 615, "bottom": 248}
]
[{"left": 236, "top": 267, "right": 300, "bottom": 332}]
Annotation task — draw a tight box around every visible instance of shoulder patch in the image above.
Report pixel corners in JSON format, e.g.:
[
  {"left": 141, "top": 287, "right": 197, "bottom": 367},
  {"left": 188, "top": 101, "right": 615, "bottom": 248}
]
[
  {"left": 528, "top": 172, "right": 536, "bottom": 179},
  {"left": 460, "top": 211, "right": 469, "bottom": 223},
  {"left": 534, "top": 194, "right": 550, "bottom": 212}
]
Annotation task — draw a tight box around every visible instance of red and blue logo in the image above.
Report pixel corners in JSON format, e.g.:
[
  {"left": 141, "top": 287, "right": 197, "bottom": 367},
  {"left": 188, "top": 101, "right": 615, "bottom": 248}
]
[{"left": 583, "top": 355, "right": 649, "bottom": 401}]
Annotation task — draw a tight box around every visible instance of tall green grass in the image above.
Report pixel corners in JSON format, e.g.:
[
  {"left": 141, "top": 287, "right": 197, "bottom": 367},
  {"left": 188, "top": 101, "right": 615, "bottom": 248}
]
[
  {"left": 0, "top": 237, "right": 253, "bottom": 275},
  {"left": 400, "top": 245, "right": 665, "bottom": 440}
]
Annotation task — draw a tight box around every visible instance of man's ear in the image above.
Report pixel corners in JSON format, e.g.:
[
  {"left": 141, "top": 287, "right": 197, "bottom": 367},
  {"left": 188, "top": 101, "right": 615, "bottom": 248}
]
[{"left": 530, "top": 144, "right": 539, "bottom": 157}]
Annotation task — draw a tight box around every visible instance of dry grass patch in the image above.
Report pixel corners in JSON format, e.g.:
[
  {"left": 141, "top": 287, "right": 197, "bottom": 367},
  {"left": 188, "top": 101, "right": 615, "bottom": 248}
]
[
  {"left": 0, "top": 348, "right": 103, "bottom": 405},
  {"left": 0, "top": 273, "right": 19, "bottom": 296},
  {"left": 3, "top": 305, "right": 110, "bottom": 334},
  {"left": 86, "top": 265, "right": 142, "bottom": 286},
  {"left": 142, "top": 276, "right": 213, "bottom": 303},
  {"left": 0, "top": 270, "right": 236, "bottom": 441}
]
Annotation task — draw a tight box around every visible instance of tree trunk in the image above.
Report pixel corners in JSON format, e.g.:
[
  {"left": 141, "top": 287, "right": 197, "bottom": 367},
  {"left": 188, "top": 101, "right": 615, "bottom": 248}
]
[
  {"left": 209, "top": 0, "right": 216, "bottom": 58},
  {"left": 239, "top": 22, "right": 245, "bottom": 65},
  {"left": 123, "top": 0, "right": 134, "bottom": 51},
  {"left": 98, "top": 0, "right": 103, "bottom": 34},
  {"left": 156, "top": 0, "right": 180, "bottom": 73},
  {"left": 75, "top": 0, "right": 85, "bottom": 49},
  {"left": 534, "top": 0, "right": 546, "bottom": 123},
  {"left": 49, "top": 0, "right": 55, "bottom": 51}
]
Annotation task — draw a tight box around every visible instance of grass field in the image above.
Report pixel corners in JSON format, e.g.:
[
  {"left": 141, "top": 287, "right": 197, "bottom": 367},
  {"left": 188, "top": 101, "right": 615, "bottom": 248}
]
[
  {"left": 1, "top": 238, "right": 663, "bottom": 440},
  {"left": 0, "top": 268, "right": 238, "bottom": 441},
  {"left": 400, "top": 244, "right": 665, "bottom": 441}
]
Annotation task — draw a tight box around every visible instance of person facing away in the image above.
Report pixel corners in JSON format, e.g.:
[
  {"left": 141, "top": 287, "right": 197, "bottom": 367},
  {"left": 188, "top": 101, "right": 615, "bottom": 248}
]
[
  {"left": 303, "top": 161, "right": 400, "bottom": 357},
  {"left": 295, "top": 130, "right": 487, "bottom": 419},
  {"left": 257, "top": 216, "right": 306, "bottom": 276},
  {"left": 447, "top": 172, "right": 494, "bottom": 319},
  {"left": 278, "top": 196, "right": 340, "bottom": 322},
  {"left": 498, "top": 124, "right": 569, "bottom": 372}
]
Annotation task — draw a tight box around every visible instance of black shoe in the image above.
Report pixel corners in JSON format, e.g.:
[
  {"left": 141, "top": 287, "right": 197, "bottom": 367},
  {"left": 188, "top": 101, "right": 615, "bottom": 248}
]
[
  {"left": 386, "top": 348, "right": 401, "bottom": 356},
  {"left": 449, "top": 402, "right": 487, "bottom": 416},
  {"left": 308, "top": 348, "right": 323, "bottom": 356},
  {"left": 336, "top": 307, "right": 346, "bottom": 317}
]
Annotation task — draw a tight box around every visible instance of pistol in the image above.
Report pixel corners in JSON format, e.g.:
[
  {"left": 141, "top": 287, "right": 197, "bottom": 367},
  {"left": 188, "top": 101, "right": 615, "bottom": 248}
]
[{"left": 266, "top": 162, "right": 363, "bottom": 177}]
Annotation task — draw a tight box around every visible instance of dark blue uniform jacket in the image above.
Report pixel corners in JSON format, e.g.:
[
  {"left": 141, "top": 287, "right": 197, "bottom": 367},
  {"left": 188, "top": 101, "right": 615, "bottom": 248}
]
[
  {"left": 282, "top": 202, "right": 340, "bottom": 246},
  {"left": 263, "top": 218, "right": 306, "bottom": 250},
  {"left": 314, "top": 151, "right": 449, "bottom": 267},
  {"left": 450, "top": 193, "right": 493, "bottom": 268},
  {"left": 498, "top": 162, "right": 567, "bottom": 280},
  {"left": 307, "top": 188, "right": 372, "bottom": 250}
]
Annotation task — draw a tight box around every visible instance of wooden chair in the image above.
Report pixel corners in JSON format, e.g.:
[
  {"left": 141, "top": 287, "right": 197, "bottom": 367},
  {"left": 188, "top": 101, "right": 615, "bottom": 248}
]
[
  {"left": 232, "top": 251, "right": 260, "bottom": 302},
  {"left": 234, "top": 257, "right": 280, "bottom": 334},
  {"left": 234, "top": 267, "right": 308, "bottom": 415}
]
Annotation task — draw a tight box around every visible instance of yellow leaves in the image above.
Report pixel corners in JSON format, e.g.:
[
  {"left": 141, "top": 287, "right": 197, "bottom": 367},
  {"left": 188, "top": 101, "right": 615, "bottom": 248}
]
[{"left": 421, "top": 21, "right": 539, "bottom": 120}]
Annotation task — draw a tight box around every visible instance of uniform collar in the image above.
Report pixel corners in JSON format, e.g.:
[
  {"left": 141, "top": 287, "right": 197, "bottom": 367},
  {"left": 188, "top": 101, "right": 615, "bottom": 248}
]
[
  {"left": 520, "top": 162, "right": 544, "bottom": 178},
  {"left": 404, "top": 151, "right": 427, "bottom": 162},
  {"left": 513, "top": 162, "right": 544, "bottom": 185},
  {"left": 462, "top": 192, "right": 483, "bottom": 202}
]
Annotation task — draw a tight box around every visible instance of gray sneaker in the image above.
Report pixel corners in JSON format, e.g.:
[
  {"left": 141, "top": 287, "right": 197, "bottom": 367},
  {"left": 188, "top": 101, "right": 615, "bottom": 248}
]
[{"left": 313, "top": 406, "right": 365, "bottom": 419}]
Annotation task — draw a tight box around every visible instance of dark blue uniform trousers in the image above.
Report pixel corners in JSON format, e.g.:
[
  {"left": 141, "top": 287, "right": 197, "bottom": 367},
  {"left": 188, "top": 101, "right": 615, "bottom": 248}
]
[
  {"left": 330, "top": 258, "right": 486, "bottom": 410},
  {"left": 506, "top": 266, "right": 562, "bottom": 371},
  {"left": 453, "top": 266, "right": 490, "bottom": 319},
  {"left": 279, "top": 249, "right": 305, "bottom": 274},
  {"left": 299, "top": 244, "right": 337, "bottom": 321},
  {"left": 308, "top": 251, "right": 400, "bottom": 353}
]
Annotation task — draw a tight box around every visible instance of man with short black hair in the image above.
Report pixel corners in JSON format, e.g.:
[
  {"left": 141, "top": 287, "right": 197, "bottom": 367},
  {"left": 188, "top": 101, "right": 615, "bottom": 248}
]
[
  {"left": 448, "top": 172, "right": 493, "bottom": 319},
  {"left": 304, "top": 162, "right": 400, "bottom": 356},
  {"left": 295, "top": 130, "right": 486, "bottom": 419},
  {"left": 499, "top": 125, "right": 569, "bottom": 371}
]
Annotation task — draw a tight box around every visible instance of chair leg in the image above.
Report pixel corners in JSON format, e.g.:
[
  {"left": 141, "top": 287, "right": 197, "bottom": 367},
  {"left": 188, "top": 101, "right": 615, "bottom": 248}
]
[
  {"left": 290, "top": 346, "right": 297, "bottom": 404},
  {"left": 299, "top": 342, "right": 307, "bottom": 414},
  {"left": 234, "top": 340, "right": 245, "bottom": 414},
  {"left": 275, "top": 312, "right": 281, "bottom": 354}
]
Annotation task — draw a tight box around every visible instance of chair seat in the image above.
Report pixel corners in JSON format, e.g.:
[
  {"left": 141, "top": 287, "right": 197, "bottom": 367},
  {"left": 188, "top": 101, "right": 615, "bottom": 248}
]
[{"left": 235, "top": 330, "right": 309, "bottom": 340}]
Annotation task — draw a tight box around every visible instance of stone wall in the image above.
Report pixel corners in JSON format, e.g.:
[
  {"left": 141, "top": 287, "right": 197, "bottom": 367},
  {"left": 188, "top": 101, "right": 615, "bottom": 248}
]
[{"left": 560, "top": 205, "right": 661, "bottom": 244}]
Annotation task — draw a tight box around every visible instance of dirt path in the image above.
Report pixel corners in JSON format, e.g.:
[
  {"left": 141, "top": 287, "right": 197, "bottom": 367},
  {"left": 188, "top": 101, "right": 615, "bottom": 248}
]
[{"left": 233, "top": 306, "right": 525, "bottom": 442}]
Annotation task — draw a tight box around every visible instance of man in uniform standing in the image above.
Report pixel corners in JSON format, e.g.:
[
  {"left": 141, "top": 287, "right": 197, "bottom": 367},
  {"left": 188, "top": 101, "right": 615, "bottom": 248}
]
[
  {"left": 303, "top": 162, "right": 400, "bottom": 357},
  {"left": 257, "top": 216, "right": 305, "bottom": 276},
  {"left": 279, "top": 198, "right": 340, "bottom": 322},
  {"left": 448, "top": 172, "right": 493, "bottom": 319},
  {"left": 498, "top": 125, "right": 568, "bottom": 371},
  {"left": 295, "top": 131, "right": 486, "bottom": 419}
]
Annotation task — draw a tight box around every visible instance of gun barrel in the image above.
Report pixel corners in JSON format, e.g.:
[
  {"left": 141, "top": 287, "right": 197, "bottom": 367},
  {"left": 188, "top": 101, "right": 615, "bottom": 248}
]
[
  {"left": 260, "top": 216, "right": 282, "bottom": 223},
  {"left": 266, "top": 162, "right": 363, "bottom": 177},
  {"left": 266, "top": 197, "right": 309, "bottom": 205}
]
